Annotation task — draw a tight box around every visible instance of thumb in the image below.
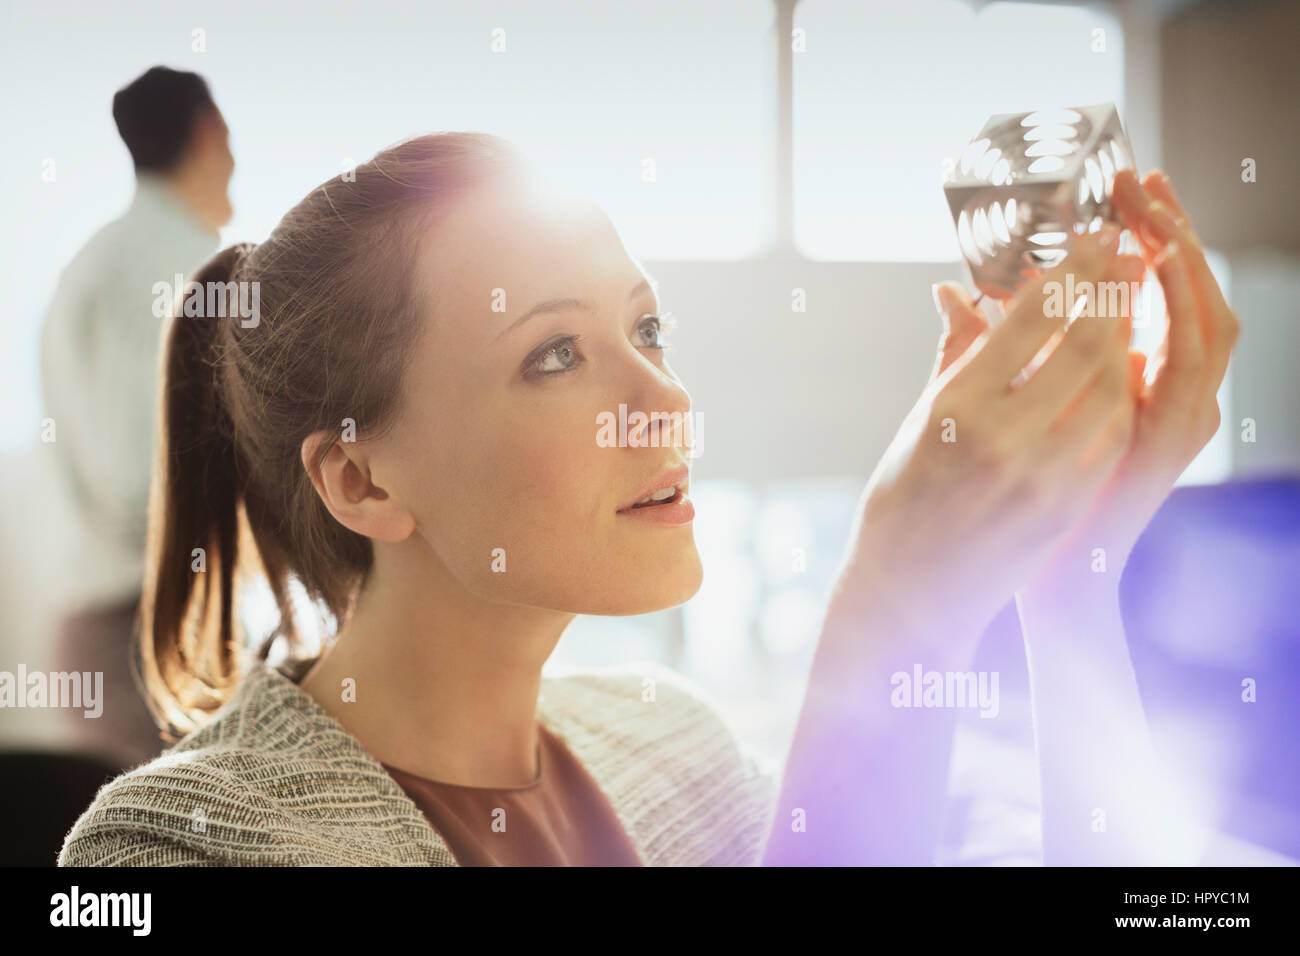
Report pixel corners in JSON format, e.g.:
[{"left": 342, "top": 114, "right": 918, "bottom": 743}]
[{"left": 931, "top": 282, "right": 989, "bottom": 380}]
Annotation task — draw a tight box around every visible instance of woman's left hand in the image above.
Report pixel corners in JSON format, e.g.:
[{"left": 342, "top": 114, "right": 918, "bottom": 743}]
[
  {"left": 1030, "top": 168, "right": 1240, "bottom": 580},
  {"left": 1011, "top": 170, "right": 1236, "bottom": 865}
]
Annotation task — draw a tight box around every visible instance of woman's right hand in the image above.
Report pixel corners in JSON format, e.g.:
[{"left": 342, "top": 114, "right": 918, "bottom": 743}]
[{"left": 827, "top": 224, "right": 1147, "bottom": 655}]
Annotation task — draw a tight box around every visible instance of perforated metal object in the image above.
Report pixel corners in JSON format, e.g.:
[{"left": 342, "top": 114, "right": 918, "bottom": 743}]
[{"left": 943, "top": 103, "right": 1136, "bottom": 301}]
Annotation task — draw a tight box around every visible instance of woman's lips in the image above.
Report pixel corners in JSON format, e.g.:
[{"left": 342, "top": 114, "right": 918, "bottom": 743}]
[
  {"left": 618, "top": 464, "right": 691, "bottom": 512},
  {"left": 616, "top": 490, "right": 695, "bottom": 525}
]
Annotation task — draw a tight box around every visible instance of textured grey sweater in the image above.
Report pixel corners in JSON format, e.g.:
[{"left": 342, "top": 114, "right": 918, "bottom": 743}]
[{"left": 57, "top": 659, "right": 778, "bottom": 866}]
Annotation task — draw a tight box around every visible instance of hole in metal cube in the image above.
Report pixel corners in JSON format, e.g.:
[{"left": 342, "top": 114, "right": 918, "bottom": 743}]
[
  {"left": 957, "top": 209, "right": 982, "bottom": 265},
  {"left": 1085, "top": 156, "right": 1104, "bottom": 203},
  {"left": 1025, "top": 139, "right": 1075, "bottom": 157},
  {"left": 1021, "top": 108, "right": 1082, "bottom": 126},
  {"left": 1023, "top": 123, "right": 1079, "bottom": 141}
]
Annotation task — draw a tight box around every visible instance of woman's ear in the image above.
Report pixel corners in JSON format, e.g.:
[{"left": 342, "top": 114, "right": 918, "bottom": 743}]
[{"left": 300, "top": 428, "right": 416, "bottom": 543}]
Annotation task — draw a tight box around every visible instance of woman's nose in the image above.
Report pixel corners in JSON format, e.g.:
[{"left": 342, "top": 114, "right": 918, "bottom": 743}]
[{"left": 624, "top": 369, "right": 693, "bottom": 452}]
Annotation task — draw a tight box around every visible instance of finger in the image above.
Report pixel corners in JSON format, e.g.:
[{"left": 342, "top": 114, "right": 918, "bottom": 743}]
[
  {"left": 1150, "top": 202, "right": 1240, "bottom": 389},
  {"left": 1138, "top": 200, "right": 1239, "bottom": 383},
  {"left": 1142, "top": 170, "right": 1189, "bottom": 227},
  {"left": 1149, "top": 242, "right": 1205, "bottom": 412},
  {"left": 1116, "top": 172, "right": 1229, "bottom": 316},
  {"left": 1113, "top": 170, "right": 1192, "bottom": 270},
  {"left": 1112, "top": 169, "right": 1165, "bottom": 261},
  {"left": 1009, "top": 255, "right": 1143, "bottom": 432},
  {"left": 961, "top": 224, "right": 1122, "bottom": 391},
  {"left": 1143, "top": 200, "right": 1228, "bottom": 313},
  {"left": 1115, "top": 172, "right": 1239, "bottom": 387},
  {"left": 931, "top": 282, "right": 990, "bottom": 379}
]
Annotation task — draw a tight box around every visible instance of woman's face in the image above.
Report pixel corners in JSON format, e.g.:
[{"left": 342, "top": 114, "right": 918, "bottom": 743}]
[{"left": 378, "top": 179, "right": 703, "bottom": 615}]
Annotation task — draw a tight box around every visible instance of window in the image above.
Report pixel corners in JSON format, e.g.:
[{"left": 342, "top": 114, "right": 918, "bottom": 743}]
[{"left": 218, "top": 0, "right": 777, "bottom": 260}]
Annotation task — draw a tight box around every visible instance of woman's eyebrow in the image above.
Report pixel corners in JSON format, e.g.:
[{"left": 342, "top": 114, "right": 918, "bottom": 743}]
[{"left": 494, "top": 278, "right": 657, "bottom": 343}]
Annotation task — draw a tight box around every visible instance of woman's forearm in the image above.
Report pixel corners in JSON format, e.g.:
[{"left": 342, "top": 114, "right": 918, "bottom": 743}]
[
  {"left": 761, "top": 587, "right": 986, "bottom": 866},
  {"left": 1016, "top": 567, "right": 1208, "bottom": 866}
]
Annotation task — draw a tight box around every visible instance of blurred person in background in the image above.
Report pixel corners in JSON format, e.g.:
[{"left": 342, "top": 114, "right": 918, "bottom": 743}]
[{"left": 39, "top": 65, "right": 233, "bottom": 769}]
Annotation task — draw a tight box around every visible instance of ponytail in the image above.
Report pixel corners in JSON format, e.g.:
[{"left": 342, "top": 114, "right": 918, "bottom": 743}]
[{"left": 139, "top": 243, "right": 278, "bottom": 738}]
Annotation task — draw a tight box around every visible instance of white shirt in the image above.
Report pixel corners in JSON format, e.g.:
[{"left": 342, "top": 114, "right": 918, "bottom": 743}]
[{"left": 40, "top": 174, "right": 220, "bottom": 610}]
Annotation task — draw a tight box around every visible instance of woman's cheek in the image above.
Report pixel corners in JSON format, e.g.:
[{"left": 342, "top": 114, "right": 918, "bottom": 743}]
[
  {"left": 509, "top": 429, "right": 596, "bottom": 522},
  {"left": 435, "top": 425, "right": 590, "bottom": 587}
]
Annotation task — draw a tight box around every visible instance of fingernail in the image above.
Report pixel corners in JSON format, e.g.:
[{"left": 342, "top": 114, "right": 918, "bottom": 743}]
[{"left": 1098, "top": 224, "right": 1120, "bottom": 248}]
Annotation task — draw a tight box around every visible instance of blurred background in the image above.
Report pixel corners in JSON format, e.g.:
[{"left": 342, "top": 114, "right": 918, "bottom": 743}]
[{"left": 0, "top": 0, "right": 1296, "bottom": 865}]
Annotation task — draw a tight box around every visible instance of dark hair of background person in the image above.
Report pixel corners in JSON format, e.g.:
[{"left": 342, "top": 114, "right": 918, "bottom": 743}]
[
  {"left": 138, "top": 132, "right": 535, "bottom": 740},
  {"left": 112, "top": 66, "right": 216, "bottom": 172}
]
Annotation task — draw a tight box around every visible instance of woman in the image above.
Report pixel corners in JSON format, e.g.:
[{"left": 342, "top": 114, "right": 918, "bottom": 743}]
[{"left": 57, "top": 132, "right": 1237, "bottom": 866}]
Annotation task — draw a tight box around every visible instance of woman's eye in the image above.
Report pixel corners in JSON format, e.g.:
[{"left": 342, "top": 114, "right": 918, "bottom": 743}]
[
  {"left": 526, "top": 314, "right": 676, "bottom": 380},
  {"left": 529, "top": 335, "right": 584, "bottom": 377},
  {"left": 636, "top": 312, "right": 676, "bottom": 349}
]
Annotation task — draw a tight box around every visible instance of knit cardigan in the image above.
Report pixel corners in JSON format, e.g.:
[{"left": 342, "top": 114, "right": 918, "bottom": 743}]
[{"left": 57, "top": 659, "right": 778, "bottom": 866}]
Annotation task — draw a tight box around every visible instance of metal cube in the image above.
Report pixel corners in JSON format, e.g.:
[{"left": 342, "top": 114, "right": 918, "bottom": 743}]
[{"left": 943, "top": 103, "right": 1136, "bottom": 300}]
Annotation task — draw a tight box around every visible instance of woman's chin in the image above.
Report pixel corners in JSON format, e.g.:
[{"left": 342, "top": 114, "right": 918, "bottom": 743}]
[
  {"left": 586, "top": 551, "right": 704, "bottom": 616},
  {"left": 641, "top": 552, "right": 704, "bottom": 612}
]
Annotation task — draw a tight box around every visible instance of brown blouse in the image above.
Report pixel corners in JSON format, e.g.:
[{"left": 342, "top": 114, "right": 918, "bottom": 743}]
[{"left": 381, "top": 722, "right": 643, "bottom": 866}]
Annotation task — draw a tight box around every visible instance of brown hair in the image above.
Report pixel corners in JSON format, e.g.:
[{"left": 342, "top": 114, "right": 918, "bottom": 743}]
[{"left": 139, "top": 132, "right": 532, "bottom": 738}]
